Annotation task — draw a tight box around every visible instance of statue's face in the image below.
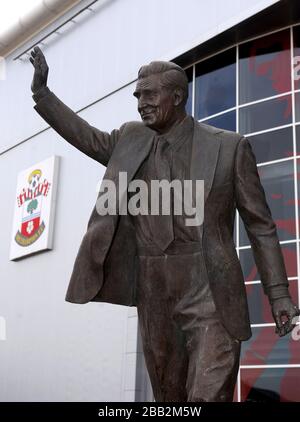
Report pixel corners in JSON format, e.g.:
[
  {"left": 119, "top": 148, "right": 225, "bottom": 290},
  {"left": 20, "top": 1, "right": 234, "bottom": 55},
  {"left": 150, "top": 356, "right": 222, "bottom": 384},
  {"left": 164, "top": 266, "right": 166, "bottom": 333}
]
[{"left": 133, "top": 74, "right": 176, "bottom": 132}]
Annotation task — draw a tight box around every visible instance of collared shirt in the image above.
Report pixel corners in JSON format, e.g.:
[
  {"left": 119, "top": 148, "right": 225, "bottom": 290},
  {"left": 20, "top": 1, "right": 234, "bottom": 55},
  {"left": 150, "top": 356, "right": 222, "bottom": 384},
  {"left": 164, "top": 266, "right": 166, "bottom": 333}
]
[{"left": 130, "top": 115, "right": 201, "bottom": 247}]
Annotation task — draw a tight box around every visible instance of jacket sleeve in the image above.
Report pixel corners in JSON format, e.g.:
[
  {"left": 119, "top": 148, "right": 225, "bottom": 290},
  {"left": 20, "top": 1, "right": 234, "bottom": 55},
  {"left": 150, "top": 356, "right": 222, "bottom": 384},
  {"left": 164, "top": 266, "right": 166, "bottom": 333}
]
[
  {"left": 33, "top": 87, "right": 125, "bottom": 166},
  {"left": 234, "top": 136, "right": 290, "bottom": 303}
]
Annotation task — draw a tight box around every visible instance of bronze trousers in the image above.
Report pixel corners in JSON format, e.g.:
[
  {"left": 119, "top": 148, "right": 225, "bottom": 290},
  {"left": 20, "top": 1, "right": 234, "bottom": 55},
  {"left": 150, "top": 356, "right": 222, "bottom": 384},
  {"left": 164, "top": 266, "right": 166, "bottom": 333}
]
[{"left": 136, "top": 243, "right": 241, "bottom": 402}]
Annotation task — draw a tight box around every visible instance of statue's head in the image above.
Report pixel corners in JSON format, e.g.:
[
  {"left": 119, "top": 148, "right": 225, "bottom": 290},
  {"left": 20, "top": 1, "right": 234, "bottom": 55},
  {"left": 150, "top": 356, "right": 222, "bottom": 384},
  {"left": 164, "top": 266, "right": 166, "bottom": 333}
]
[{"left": 133, "top": 61, "right": 188, "bottom": 133}]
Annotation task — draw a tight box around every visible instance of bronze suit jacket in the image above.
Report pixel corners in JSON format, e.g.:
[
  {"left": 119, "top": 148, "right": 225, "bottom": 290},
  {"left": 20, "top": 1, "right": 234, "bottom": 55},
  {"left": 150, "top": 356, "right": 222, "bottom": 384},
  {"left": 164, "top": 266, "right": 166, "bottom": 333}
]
[{"left": 34, "top": 91, "right": 289, "bottom": 341}]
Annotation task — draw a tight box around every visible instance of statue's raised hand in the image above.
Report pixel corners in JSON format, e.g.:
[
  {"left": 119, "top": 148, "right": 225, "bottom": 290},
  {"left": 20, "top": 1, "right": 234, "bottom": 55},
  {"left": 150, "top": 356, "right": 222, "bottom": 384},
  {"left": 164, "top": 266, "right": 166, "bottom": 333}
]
[{"left": 29, "top": 46, "right": 49, "bottom": 94}]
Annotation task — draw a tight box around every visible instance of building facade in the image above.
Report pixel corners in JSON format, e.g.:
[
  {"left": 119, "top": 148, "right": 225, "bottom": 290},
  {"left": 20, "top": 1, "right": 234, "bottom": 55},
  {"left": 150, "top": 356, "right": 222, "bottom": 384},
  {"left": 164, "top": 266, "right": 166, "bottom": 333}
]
[{"left": 0, "top": 0, "right": 299, "bottom": 402}]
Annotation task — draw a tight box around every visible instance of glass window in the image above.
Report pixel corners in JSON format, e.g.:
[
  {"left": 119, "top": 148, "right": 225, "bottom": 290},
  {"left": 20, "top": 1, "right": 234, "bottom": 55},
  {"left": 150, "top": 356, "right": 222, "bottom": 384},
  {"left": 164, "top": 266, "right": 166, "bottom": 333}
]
[
  {"left": 239, "top": 248, "right": 256, "bottom": 281},
  {"left": 233, "top": 219, "right": 237, "bottom": 247},
  {"left": 239, "top": 160, "right": 296, "bottom": 244},
  {"left": 247, "top": 127, "right": 294, "bottom": 164},
  {"left": 295, "top": 92, "right": 300, "bottom": 123},
  {"left": 258, "top": 161, "right": 295, "bottom": 241},
  {"left": 239, "top": 29, "right": 291, "bottom": 104},
  {"left": 246, "top": 280, "right": 299, "bottom": 325},
  {"left": 203, "top": 110, "right": 236, "bottom": 131},
  {"left": 241, "top": 326, "right": 300, "bottom": 367},
  {"left": 185, "top": 67, "right": 193, "bottom": 116},
  {"left": 298, "top": 159, "right": 300, "bottom": 228},
  {"left": 195, "top": 48, "right": 236, "bottom": 120},
  {"left": 239, "top": 243, "right": 297, "bottom": 281},
  {"left": 233, "top": 385, "right": 238, "bottom": 402},
  {"left": 239, "top": 95, "right": 292, "bottom": 135},
  {"left": 241, "top": 368, "right": 300, "bottom": 402},
  {"left": 297, "top": 125, "right": 300, "bottom": 155},
  {"left": 293, "top": 25, "right": 300, "bottom": 90},
  {"left": 241, "top": 367, "right": 300, "bottom": 402}
]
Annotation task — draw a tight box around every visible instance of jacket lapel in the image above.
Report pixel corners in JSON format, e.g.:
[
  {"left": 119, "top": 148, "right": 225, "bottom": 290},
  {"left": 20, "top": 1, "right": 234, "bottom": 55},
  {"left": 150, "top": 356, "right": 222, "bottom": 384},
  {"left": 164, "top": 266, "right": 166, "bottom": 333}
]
[
  {"left": 99, "top": 122, "right": 155, "bottom": 217},
  {"left": 190, "top": 121, "right": 223, "bottom": 235},
  {"left": 105, "top": 123, "right": 155, "bottom": 183}
]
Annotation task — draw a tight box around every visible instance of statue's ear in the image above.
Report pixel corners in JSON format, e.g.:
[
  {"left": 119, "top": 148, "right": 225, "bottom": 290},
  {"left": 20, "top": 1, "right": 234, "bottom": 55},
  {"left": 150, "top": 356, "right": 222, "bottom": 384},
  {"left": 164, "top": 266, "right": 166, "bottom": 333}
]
[{"left": 173, "top": 87, "right": 184, "bottom": 107}]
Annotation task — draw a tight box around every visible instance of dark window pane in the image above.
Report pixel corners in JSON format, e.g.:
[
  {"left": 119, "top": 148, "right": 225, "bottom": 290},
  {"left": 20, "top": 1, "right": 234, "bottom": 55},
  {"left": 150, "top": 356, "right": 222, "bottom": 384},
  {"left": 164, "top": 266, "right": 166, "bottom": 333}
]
[
  {"left": 233, "top": 218, "right": 237, "bottom": 247},
  {"left": 239, "top": 160, "right": 296, "bottom": 244},
  {"left": 240, "top": 220, "right": 249, "bottom": 247},
  {"left": 241, "top": 326, "right": 300, "bottom": 367},
  {"left": 185, "top": 67, "right": 193, "bottom": 115},
  {"left": 203, "top": 110, "right": 236, "bottom": 131},
  {"left": 239, "top": 248, "right": 256, "bottom": 281},
  {"left": 247, "top": 127, "right": 293, "bottom": 164},
  {"left": 241, "top": 367, "right": 300, "bottom": 402},
  {"left": 233, "top": 385, "right": 238, "bottom": 402},
  {"left": 239, "top": 95, "right": 292, "bottom": 135},
  {"left": 295, "top": 92, "right": 300, "bottom": 123},
  {"left": 258, "top": 161, "right": 296, "bottom": 240},
  {"left": 195, "top": 48, "right": 236, "bottom": 120},
  {"left": 298, "top": 159, "right": 300, "bottom": 235},
  {"left": 239, "top": 29, "right": 291, "bottom": 104},
  {"left": 297, "top": 125, "right": 300, "bottom": 155},
  {"left": 239, "top": 243, "right": 297, "bottom": 281},
  {"left": 246, "top": 280, "right": 298, "bottom": 324},
  {"left": 293, "top": 25, "right": 300, "bottom": 90}
]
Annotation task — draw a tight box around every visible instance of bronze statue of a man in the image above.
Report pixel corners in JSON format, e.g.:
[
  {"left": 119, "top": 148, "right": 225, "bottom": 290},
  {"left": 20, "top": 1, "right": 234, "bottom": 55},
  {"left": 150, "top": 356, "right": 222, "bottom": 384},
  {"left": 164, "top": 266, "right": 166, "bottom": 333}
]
[{"left": 30, "top": 46, "right": 299, "bottom": 402}]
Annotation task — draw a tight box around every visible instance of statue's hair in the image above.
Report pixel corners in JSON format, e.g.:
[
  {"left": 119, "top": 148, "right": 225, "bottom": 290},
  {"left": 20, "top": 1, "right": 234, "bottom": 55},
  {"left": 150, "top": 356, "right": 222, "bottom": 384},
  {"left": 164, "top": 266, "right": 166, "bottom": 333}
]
[{"left": 138, "top": 61, "right": 188, "bottom": 106}]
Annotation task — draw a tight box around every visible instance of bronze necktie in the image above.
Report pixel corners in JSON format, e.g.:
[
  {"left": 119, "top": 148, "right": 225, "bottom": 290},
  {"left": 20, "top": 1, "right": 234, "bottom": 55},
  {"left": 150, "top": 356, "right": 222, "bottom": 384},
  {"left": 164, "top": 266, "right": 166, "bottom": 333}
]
[{"left": 150, "top": 136, "right": 174, "bottom": 251}]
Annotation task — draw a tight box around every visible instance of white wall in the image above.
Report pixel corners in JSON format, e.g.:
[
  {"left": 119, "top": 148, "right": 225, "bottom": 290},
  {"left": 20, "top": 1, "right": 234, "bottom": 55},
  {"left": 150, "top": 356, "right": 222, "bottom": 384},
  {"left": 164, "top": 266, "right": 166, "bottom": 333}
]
[{"left": 0, "top": 0, "right": 279, "bottom": 401}]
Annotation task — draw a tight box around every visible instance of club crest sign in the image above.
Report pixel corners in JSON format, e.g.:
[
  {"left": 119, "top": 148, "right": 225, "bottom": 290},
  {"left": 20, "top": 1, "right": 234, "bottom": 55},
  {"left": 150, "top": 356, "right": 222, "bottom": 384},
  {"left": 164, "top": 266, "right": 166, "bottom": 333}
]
[
  {"left": 10, "top": 156, "right": 59, "bottom": 260},
  {"left": 15, "top": 168, "right": 49, "bottom": 246}
]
